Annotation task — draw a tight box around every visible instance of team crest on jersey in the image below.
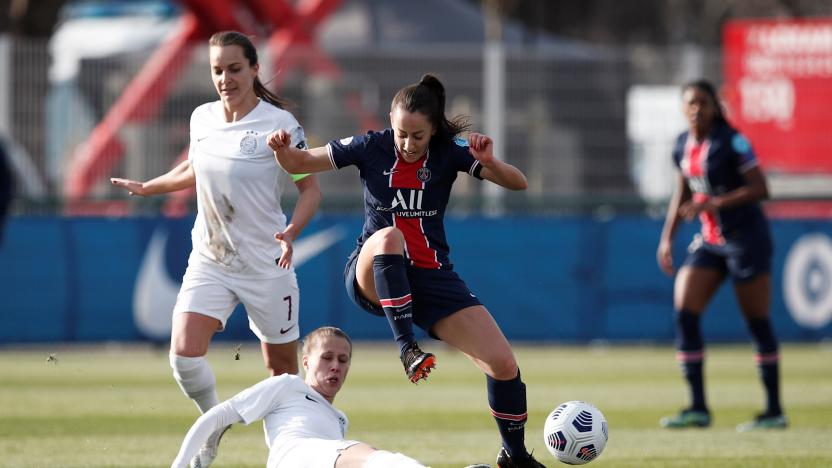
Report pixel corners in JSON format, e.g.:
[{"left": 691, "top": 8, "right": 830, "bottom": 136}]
[
  {"left": 416, "top": 167, "right": 431, "bottom": 182},
  {"left": 240, "top": 130, "right": 258, "bottom": 155},
  {"left": 732, "top": 133, "right": 751, "bottom": 154}
]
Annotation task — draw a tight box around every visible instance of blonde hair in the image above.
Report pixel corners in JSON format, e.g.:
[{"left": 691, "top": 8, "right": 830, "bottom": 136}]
[{"left": 302, "top": 326, "right": 352, "bottom": 357}]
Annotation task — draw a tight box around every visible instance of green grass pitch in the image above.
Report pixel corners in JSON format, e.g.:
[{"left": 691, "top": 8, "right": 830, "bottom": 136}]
[{"left": 1, "top": 343, "right": 830, "bottom": 467}]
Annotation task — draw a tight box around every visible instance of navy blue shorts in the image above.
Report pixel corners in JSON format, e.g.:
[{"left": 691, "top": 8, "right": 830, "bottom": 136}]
[
  {"left": 343, "top": 250, "right": 482, "bottom": 338},
  {"left": 683, "top": 232, "right": 772, "bottom": 282}
]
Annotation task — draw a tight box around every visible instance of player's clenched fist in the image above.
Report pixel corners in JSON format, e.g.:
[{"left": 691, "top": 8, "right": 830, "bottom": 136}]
[
  {"left": 467, "top": 132, "right": 495, "bottom": 166},
  {"left": 267, "top": 129, "right": 292, "bottom": 151}
]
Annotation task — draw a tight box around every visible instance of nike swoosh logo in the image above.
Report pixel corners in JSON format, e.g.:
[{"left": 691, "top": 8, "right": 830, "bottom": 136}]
[
  {"left": 280, "top": 324, "right": 296, "bottom": 334},
  {"left": 305, "top": 394, "right": 318, "bottom": 403},
  {"left": 382, "top": 169, "right": 398, "bottom": 175},
  {"left": 292, "top": 226, "right": 345, "bottom": 267},
  {"left": 133, "top": 227, "right": 179, "bottom": 340}
]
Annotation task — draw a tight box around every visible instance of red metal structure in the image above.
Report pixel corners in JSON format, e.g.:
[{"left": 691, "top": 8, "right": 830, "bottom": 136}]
[{"left": 64, "top": 0, "right": 379, "bottom": 215}]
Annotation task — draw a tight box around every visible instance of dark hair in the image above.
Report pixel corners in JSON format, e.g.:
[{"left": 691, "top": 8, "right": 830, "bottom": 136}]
[
  {"left": 208, "top": 31, "right": 289, "bottom": 109},
  {"left": 682, "top": 79, "right": 730, "bottom": 128},
  {"left": 391, "top": 74, "right": 470, "bottom": 142}
]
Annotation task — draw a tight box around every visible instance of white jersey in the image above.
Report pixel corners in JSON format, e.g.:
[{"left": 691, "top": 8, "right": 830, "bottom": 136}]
[
  {"left": 187, "top": 99, "right": 307, "bottom": 278},
  {"left": 229, "top": 374, "right": 349, "bottom": 463}
]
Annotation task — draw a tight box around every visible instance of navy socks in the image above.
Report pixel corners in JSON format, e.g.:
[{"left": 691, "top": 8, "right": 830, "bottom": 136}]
[
  {"left": 373, "top": 254, "right": 415, "bottom": 355},
  {"left": 487, "top": 371, "right": 528, "bottom": 459},
  {"left": 747, "top": 317, "right": 782, "bottom": 415},
  {"left": 676, "top": 309, "right": 707, "bottom": 412}
]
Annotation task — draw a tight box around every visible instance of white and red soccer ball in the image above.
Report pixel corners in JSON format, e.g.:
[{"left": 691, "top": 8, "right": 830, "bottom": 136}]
[{"left": 543, "top": 401, "right": 608, "bottom": 465}]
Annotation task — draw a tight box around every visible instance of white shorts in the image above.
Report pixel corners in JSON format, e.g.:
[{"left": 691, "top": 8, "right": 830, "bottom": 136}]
[
  {"left": 267, "top": 438, "right": 360, "bottom": 468},
  {"left": 173, "top": 262, "right": 300, "bottom": 344}
]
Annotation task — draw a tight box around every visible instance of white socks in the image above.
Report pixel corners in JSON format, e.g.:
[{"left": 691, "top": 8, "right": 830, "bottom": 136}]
[
  {"left": 170, "top": 354, "right": 219, "bottom": 413},
  {"left": 364, "top": 450, "right": 426, "bottom": 468}
]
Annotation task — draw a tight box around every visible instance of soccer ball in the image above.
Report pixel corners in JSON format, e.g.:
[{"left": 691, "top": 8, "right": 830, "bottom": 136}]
[{"left": 543, "top": 401, "right": 608, "bottom": 465}]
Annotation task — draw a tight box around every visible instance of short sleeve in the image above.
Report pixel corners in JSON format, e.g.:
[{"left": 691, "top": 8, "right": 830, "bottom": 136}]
[
  {"left": 187, "top": 108, "right": 199, "bottom": 162},
  {"left": 326, "top": 133, "right": 373, "bottom": 171},
  {"left": 228, "top": 375, "right": 291, "bottom": 425},
  {"left": 450, "top": 137, "right": 484, "bottom": 180},
  {"left": 286, "top": 124, "right": 311, "bottom": 181},
  {"left": 731, "top": 132, "right": 758, "bottom": 173}
]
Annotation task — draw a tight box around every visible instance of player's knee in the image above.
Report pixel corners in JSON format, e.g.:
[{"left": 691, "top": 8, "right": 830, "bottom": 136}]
[
  {"left": 170, "top": 336, "right": 209, "bottom": 357},
  {"left": 364, "top": 450, "right": 426, "bottom": 468},
  {"left": 488, "top": 353, "right": 519, "bottom": 380},
  {"left": 372, "top": 227, "right": 405, "bottom": 254},
  {"left": 170, "top": 354, "right": 215, "bottom": 391}
]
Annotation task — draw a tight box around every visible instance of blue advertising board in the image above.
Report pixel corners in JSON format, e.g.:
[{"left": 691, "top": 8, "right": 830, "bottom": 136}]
[{"left": 1, "top": 215, "right": 830, "bottom": 344}]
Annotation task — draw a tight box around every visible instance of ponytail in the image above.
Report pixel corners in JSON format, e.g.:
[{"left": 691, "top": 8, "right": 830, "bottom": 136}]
[
  {"left": 253, "top": 77, "right": 289, "bottom": 109},
  {"left": 392, "top": 73, "right": 470, "bottom": 141}
]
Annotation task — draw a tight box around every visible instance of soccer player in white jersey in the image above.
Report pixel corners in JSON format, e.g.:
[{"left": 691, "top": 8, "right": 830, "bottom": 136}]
[
  {"left": 111, "top": 31, "right": 321, "bottom": 466},
  {"left": 171, "top": 326, "right": 427, "bottom": 468}
]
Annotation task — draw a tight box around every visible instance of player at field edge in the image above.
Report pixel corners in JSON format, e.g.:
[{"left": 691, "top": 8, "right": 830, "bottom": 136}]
[
  {"left": 656, "top": 79, "right": 787, "bottom": 432},
  {"left": 110, "top": 31, "right": 321, "bottom": 466},
  {"left": 268, "top": 74, "right": 546, "bottom": 468},
  {"left": 171, "top": 326, "right": 427, "bottom": 468}
]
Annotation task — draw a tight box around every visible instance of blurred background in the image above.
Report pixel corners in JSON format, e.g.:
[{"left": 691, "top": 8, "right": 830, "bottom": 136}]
[{"left": 1, "top": 0, "right": 831, "bottom": 345}]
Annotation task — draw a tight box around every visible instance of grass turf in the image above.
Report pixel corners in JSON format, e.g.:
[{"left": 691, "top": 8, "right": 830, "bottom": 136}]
[{"left": 0, "top": 342, "right": 830, "bottom": 467}]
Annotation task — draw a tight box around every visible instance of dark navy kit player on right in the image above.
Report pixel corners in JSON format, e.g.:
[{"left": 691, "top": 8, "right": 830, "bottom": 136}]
[
  {"left": 657, "top": 79, "right": 786, "bottom": 433},
  {"left": 269, "top": 74, "right": 547, "bottom": 467}
]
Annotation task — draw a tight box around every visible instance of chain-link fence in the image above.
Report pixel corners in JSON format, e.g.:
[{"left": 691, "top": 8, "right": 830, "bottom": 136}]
[{"left": 0, "top": 31, "right": 816, "bottom": 216}]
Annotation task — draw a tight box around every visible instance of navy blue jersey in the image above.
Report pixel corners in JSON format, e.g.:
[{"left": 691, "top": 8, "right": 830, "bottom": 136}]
[
  {"left": 326, "top": 129, "right": 483, "bottom": 269},
  {"left": 672, "top": 123, "right": 769, "bottom": 246}
]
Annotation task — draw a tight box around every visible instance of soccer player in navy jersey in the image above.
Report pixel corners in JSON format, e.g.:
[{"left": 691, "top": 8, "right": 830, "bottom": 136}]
[
  {"left": 657, "top": 80, "right": 786, "bottom": 432},
  {"left": 269, "top": 74, "right": 545, "bottom": 467}
]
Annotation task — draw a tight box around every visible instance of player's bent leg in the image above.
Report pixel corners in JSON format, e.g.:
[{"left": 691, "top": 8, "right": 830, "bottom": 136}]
[
  {"left": 171, "top": 312, "right": 222, "bottom": 357},
  {"left": 433, "top": 305, "right": 517, "bottom": 380},
  {"left": 364, "top": 450, "right": 426, "bottom": 468},
  {"left": 170, "top": 354, "right": 220, "bottom": 414},
  {"left": 355, "top": 227, "right": 407, "bottom": 304},
  {"left": 673, "top": 266, "right": 725, "bottom": 313},
  {"left": 435, "top": 306, "right": 533, "bottom": 462},
  {"left": 336, "top": 443, "right": 426, "bottom": 468},
  {"left": 661, "top": 266, "right": 724, "bottom": 428},
  {"left": 357, "top": 228, "right": 435, "bottom": 383},
  {"left": 170, "top": 312, "right": 223, "bottom": 414},
  {"left": 261, "top": 341, "right": 299, "bottom": 376},
  {"left": 734, "top": 274, "right": 784, "bottom": 424}
]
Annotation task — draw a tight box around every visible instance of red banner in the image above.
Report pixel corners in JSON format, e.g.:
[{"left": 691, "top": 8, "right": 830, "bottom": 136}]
[{"left": 723, "top": 18, "right": 832, "bottom": 174}]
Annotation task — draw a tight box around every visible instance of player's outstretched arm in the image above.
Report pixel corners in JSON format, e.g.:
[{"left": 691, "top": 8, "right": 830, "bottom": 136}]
[
  {"left": 467, "top": 132, "right": 527, "bottom": 191},
  {"left": 171, "top": 401, "right": 242, "bottom": 468},
  {"left": 268, "top": 129, "right": 334, "bottom": 174},
  {"left": 110, "top": 159, "right": 195, "bottom": 197}
]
